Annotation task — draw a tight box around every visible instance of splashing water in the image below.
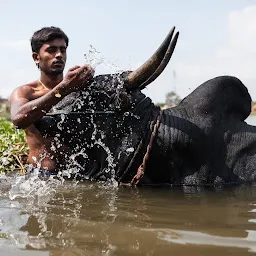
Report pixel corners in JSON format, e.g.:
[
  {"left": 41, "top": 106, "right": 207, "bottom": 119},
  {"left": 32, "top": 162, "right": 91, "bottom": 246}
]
[
  {"left": 84, "top": 45, "right": 123, "bottom": 73},
  {"left": 48, "top": 46, "right": 125, "bottom": 186},
  {"left": 1, "top": 46, "right": 127, "bottom": 209},
  {"left": 89, "top": 113, "right": 118, "bottom": 187},
  {"left": 8, "top": 170, "right": 61, "bottom": 204}
]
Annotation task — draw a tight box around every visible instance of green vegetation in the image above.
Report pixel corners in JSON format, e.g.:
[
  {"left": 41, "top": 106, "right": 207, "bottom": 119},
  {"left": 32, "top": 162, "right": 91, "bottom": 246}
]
[{"left": 0, "top": 118, "right": 28, "bottom": 173}]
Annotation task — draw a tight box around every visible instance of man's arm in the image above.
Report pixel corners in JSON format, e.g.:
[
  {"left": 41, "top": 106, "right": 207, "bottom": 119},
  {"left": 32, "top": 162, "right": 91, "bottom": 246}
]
[
  {"left": 10, "top": 65, "right": 95, "bottom": 129},
  {"left": 10, "top": 82, "right": 69, "bottom": 129}
]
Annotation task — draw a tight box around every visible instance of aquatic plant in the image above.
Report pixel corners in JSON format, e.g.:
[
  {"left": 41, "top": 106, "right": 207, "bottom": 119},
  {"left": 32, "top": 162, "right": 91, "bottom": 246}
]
[{"left": 0, "top": 118, "right": 28, "bottom": 173}]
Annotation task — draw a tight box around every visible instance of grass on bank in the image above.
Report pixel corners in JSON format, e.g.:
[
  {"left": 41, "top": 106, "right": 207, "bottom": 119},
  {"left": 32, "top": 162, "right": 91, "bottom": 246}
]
[{"left": 0, "top": 118, "right": 28, "bottom": 173}]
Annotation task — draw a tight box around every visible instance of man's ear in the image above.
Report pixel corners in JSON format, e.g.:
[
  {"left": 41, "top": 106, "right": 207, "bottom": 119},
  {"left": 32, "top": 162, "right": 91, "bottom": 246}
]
[{"left": 32, "top": 52, "right": 39, "bottom": 67}]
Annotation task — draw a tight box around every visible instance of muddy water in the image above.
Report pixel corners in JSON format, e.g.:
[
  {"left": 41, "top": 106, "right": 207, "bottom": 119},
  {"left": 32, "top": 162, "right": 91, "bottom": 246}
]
[{"left": 0, "top": 116, "right": 256, "bottom": 256}]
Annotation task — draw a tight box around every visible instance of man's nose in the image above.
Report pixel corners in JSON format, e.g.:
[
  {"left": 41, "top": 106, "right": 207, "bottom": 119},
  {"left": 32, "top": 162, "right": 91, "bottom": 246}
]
[{"left": 55, "top": 49, "right": 63, "bottom": 59}]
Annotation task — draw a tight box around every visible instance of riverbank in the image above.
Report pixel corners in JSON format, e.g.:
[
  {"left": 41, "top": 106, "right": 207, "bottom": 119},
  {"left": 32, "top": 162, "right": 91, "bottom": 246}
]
[{"left": 0, "top": 118, "right": 28, "bottom": 173}]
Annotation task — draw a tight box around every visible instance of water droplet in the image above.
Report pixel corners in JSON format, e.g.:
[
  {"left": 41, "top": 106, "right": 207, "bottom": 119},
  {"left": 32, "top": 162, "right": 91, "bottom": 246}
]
[{"left": 126, "top": 147, "right": 134, "bottom": 153}]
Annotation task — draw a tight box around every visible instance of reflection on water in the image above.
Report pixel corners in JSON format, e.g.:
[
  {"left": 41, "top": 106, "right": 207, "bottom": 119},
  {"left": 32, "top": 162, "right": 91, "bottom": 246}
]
[
  {"left": 0, "top": 174, "right": 256, "bottom": 255},
  {"left": 1, "top": 114, "right": 256, "bottom": 255}
]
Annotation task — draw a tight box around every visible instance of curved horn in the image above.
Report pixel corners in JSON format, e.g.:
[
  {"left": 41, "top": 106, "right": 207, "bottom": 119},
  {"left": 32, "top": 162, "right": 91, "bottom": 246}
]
[
  {"left": 126, "top": 27, "right": 178, "bottom": 89},
  {"left": 138, "top": 31, "right": 179, "bottom": 90}
]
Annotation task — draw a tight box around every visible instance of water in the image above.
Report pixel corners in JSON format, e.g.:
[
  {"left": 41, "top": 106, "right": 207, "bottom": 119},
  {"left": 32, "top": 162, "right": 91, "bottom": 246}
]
[
  {"left": 0, "top": 115, "right": 255, "bottom": 255},
  {"left": 0, "top": 179, "right": 256, "bottom": 255}
]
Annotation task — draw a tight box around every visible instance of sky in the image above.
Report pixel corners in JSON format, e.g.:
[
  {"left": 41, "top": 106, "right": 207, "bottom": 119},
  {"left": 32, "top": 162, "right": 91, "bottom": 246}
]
[{"left": 1, "top": 0, "right": 256, "bottom": 104}]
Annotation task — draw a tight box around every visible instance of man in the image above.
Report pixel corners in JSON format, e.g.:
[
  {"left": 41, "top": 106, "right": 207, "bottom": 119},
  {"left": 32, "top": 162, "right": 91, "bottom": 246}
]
[{"left": 9, "top": 26, "right": 94, "bottom": 173}]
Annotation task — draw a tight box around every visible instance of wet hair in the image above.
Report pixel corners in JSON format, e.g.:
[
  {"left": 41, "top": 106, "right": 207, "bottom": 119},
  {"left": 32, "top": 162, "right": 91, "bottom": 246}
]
[{"left": 30, "top": 26, "right": 69, "bottom": 53}]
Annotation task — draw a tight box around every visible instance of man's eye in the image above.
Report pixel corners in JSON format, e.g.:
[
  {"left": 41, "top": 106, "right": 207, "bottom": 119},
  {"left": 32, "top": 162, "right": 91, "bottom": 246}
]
[
  {"left": 47, "top": 48, "right": 56, "bottom": 53},
  {"left": 60, "top": 48, "right": 66, "bottom": 53}
]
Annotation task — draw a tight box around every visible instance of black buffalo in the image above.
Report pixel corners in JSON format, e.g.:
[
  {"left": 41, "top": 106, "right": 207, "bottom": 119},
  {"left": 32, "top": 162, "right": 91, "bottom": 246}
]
[{"left": 35, "top": 27, "right": 256, "bottom": 186}]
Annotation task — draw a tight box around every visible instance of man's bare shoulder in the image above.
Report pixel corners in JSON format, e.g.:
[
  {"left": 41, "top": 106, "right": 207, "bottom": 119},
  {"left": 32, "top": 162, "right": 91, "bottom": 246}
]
[
  {"left": 10, "top": 81, "right": 38, "bottom": 101},
  {"left": 15, "top": 80, "right": 39, "bottom": 92}
]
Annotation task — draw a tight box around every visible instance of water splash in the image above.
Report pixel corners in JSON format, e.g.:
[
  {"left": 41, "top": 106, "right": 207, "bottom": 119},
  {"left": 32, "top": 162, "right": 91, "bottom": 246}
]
[
  {"left": 3, "top": 46, "right": 127, "bottom": 209},
  {"left": 8, "top": 170, "right": 61, "bottom": 205},
  {"left": 89, "top": 113, "right": 118, "bottom": 187},
  {"left": 84, "top": 45, "right": 123, "bottom": 73}
]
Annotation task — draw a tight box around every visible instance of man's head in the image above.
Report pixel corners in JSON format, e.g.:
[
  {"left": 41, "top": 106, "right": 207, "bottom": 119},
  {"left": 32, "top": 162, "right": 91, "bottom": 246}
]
[{"left": 31, "top": 26, "right": 69, "bottom": 76}]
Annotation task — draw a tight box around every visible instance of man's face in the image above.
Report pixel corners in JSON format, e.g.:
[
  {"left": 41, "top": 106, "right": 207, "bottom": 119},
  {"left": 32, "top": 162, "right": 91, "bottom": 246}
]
[{"left": 34, "top": 38, "right": 67, "bottom": 76}]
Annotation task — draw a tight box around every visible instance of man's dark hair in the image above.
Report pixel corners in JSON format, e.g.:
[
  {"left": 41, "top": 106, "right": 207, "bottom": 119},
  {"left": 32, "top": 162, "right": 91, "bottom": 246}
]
[{"left": 30, "top": 26, "right": 69, "bottom": 53}]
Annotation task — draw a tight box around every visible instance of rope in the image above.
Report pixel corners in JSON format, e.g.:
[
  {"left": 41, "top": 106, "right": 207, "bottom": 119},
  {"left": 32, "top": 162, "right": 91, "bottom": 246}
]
[{"left": 120, "top": 110, "right": 163, "bottom": 186}]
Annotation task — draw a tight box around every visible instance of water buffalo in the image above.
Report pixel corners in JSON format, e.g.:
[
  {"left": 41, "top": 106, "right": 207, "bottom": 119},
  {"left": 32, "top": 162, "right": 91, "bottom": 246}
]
[{"left": 35, "top": 27, "right": 256, "bottom": 186}]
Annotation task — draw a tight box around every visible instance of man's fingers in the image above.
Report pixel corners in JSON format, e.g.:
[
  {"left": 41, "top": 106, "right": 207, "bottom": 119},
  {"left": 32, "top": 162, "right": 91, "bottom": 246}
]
[
  {"left": 69, "top": 64, "right": 94, "bottom": 74},
  {"left": 67, "top": 64, "right": 95, "bottom": 85},
  {"left": 76, "top": 65, "right": 95, "bottom": 78},
  {"left": 69, "top": 65, "right": 81, "bottom": 72},
  {"left": 83, "top": 65, "right": 95, "bottom": 77}
]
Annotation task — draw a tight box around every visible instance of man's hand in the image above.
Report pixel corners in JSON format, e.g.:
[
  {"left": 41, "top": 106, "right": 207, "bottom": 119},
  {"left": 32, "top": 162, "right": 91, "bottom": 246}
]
[{"left": 62, "top": 64, "right": 95, "bottom": 93}]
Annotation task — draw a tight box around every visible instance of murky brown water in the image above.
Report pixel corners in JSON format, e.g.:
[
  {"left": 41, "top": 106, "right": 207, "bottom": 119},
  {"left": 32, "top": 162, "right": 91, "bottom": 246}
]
[
  {"left": 0, "top": 116, "right": 256, "bottom": 256},
  {"left": 1, "top": 182, "right": 256, "bottom": 255}
]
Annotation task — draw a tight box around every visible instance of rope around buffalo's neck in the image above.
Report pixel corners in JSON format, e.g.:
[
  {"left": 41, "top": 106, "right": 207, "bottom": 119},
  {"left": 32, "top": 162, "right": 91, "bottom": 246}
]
[{"left": 120, "top": 109, "right": 163, "bottom": 186}]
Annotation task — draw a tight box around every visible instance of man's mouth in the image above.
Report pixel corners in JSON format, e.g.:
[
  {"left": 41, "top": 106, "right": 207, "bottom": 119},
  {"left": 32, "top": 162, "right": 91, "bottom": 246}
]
[{"left": 52, "top": 61, "right": 64, "bottom": 67}]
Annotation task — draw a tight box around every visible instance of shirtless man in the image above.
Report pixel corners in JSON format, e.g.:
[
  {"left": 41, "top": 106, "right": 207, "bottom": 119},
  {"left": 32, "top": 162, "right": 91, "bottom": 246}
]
[{"left": 9, "top": 26, "right": 94, "bottom": 173}]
